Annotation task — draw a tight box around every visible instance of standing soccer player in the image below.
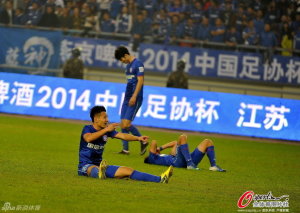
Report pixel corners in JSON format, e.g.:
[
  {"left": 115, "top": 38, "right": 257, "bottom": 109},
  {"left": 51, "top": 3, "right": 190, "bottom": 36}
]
[{"left": 114, "top": 46, "right": 147, "bottom": 155}]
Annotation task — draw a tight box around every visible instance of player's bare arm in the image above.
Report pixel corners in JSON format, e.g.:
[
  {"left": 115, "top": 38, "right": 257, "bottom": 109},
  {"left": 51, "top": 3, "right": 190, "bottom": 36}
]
[
  {"left": 129, "top": 75, "right": 144, "bottom": 106},
  {"left": 114, "top": 132, "right": 149, "bottom": 143},
  {"left": 153, "top": 141, "right": 177, "bottom": 155},
  {"left": 160, "top": 141, "right": 178, "bottom": 150},
  {"left": 83, "top": 123, "right": 119, "bottom": 142},
  {"left": 149, "top": 140, "right": 177, "bottom": 154}
]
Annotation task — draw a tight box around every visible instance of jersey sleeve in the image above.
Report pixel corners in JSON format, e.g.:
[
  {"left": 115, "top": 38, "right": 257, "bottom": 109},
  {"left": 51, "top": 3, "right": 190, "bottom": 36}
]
[
  {"left": 135, "top": 61, "right": 144, "bottom": 77},
  {"left": 81, "top": 125, "right": 93, "bottom": 142},
  {"left": 107, "top": 130, "right": 118, "bottom": 138},
  {"left": 82, "top": 125, "right": 92, "bottom": 135}
]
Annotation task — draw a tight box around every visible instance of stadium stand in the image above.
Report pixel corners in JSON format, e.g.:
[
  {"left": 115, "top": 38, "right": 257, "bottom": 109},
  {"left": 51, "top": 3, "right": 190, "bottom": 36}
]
[{"left": 0, "top": 0, "right": 298, "bottom": 53}]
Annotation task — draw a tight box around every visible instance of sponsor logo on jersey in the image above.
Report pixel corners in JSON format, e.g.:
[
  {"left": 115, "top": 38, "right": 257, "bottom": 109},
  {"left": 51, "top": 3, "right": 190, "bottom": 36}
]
[
  {"left": 87, "top": 143, "right": 105, "bottom": 150},
  {"left": 138, "top": 67, "right": 144, "bottom": 72},
  {"left": 126, "top": 75, "right": 135, "bottom": 79}
]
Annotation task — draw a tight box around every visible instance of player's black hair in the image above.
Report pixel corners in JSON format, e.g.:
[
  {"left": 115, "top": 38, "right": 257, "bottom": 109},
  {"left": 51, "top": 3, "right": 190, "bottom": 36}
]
[
  {"left": 114, "top": 46, "right": 129, "bottom": 60},
  {"left": 90, "top": 106, "right": 106, "bottom": 122},
  {"left": 144, "top": 156, "right": 150, "bottom": 164}
]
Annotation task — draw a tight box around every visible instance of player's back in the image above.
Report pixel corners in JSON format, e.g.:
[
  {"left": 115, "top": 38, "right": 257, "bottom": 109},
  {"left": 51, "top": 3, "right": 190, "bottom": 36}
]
[
  {"left": 125, "top": 58, "right": 144, "bottom": 98},
  {"left": 151, "top": 154, "right": 174, "bottom": 166}
]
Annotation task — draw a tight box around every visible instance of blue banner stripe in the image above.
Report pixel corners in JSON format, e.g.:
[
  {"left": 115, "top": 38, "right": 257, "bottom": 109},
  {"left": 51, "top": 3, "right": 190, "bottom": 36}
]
[{"left": 0, "top": 72, "right": 299, "bottom": 141}]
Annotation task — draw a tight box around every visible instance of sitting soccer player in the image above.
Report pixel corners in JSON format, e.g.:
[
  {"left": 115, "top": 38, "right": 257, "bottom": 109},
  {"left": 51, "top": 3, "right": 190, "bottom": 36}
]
[
  {"left": 144, "top": 134, "right": 226, "bottom": 172},
  {"left": 78, "top": 105, "right": 173, "bottom": 183}
]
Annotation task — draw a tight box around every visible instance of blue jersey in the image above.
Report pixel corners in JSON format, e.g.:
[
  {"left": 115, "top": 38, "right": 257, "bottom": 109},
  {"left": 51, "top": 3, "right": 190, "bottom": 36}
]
[
  {"left": 125, "top": 58, "right": 144, "bottom": 100},
  {"left": 78, "top": 125, "right": 118, "bottom": 168},
  {"left": 148, "top": 153, "right": 175, "bottom": 166}
]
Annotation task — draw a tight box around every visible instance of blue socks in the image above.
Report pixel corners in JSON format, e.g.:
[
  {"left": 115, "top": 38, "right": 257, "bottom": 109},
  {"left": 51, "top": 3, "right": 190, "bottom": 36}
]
[
  {"left": 122, "top": 125, "right": 141, "bottom": 151},
  {"left": 89, "top": 168, "right": 161, "bottom": 183},
  {"left": 180, "top": 144, "right": 194, "bottom": 167},
  {"left": 129, "top": 125, "right": 141, "bottom": 137},
  {"left": 130, "top": 170, "right": 161, "bottom": 183},
  {"left": 206, "top": 146, "right": 216, "bottom": 167},
  {"left": 121, "top": 128, "right": 129, "bottom": 151},
  {"left": 191, "top": 148, "right": 205, "bottom": 166},
  {"left": 89, "top": 167, "right": 99, "bottom": 178}
]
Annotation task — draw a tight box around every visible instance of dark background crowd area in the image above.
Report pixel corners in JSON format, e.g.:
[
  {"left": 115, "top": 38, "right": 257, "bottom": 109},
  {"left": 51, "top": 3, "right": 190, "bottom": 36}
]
[{"left": 0, "top": 0, "right": 299, "bottom": 55}]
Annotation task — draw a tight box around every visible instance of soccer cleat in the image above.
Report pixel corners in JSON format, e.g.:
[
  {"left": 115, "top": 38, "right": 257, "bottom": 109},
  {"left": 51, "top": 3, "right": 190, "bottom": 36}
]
[
  {"left": 99, "top": 160, "right": 108, "bottom": 179},
  {"left": 209, "top": 165, "right": 226, "bottom": 172},
  {"left": 118, "top": 150, "right": 130, "bottom": 155},
  {"left": 140, "top": 142, "right": 148, "bottom": 155},
  {"left": 160, "top": 166, "right": 173, "bottom": 183},
  {"left": 187, "top": 165, "right": 200, "bottom": 170}
]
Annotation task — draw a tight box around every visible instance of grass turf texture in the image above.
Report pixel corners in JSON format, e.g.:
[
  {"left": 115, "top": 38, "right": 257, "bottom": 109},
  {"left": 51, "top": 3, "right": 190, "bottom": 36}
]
[{"left": 0, "top": 115, "right": 299, "bottom": 213}]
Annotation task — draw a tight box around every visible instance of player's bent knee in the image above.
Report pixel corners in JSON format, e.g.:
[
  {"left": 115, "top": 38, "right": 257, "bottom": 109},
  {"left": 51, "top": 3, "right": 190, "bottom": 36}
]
[
  {"left": 204, "top": 139, "right": 213, "bottom": 146},
  {"left": 115, "top": 166, "right": 134, "bottom": 178},
  {"left": 150, "top": 140, "right": 158, "bottom": 153},
  {"left": 178, "top": 134, "right": 188, "bottom": 143}
]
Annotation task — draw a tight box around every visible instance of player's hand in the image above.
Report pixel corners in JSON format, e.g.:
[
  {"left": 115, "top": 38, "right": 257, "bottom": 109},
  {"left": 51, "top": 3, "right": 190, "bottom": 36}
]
[
  {"left": 138, "top": 136, "right": 149, "bottom": 143},
  {"left": 105, "top": 123, "right": 119, "bottom": 132},
  {"left": 129, "top": 96, "right": 136, "bottom": 106}
]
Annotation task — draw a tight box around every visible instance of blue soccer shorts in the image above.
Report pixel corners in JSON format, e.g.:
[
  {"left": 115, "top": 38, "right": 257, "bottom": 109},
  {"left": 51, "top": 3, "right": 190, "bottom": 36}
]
[
  {"left": 78, "top": 164, "right": 120, "bottom": 178},
  {"left": 120, "top": 98, "right": 143, "bottom": 121},
  {"left": 172, "top": 145, "right": 205, "bottom": 168}
]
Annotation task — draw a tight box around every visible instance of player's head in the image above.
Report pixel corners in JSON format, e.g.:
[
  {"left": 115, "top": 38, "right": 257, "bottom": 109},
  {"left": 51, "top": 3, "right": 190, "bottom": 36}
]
[
  {"left": 71, "top": 48, "right": 81, "bottom": 57},
  {"left": 114, "top": 46, "right": 131, "bottom": 64},
  {"left": 90, "top": 106, "right": 108, "bottom": 128},
  {"left": 177, "top": 59, "right": 186, "bottom": 72}
]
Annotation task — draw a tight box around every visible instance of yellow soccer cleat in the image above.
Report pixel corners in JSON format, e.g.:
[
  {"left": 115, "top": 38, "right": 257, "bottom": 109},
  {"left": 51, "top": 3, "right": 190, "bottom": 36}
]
[
  {"left": 99, "top": 160, "right": 108, "bottom": 179},
  {"left": 160, "top": 166, "right": 173, "bottom": 183}
]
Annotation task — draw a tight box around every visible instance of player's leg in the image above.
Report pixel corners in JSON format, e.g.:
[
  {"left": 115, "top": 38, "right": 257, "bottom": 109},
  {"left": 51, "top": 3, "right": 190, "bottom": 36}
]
[
  {"left": 84, "top": 160, "right": 109, "bottom": 178},
  {"left": 78, "top": 164, "right": 102, "bottom": 178},
  {"left": 190, "top": 141, "right": 207, "bottom": 167},
  {"left": 120, "top": 119, "right": 131, "bottom": 154},
  {"left": 194, "top": 139, "right": 226, "bottom": 172},
  {"left": 113, "top": 165, "right": 173, "bottom": 183},
  {"left": 86, "top": 165, "right": 100, "bottom": 178},
  {"left": 120, "top": 119, "right": 145, "bottom": 154},
  {"left": 177, "top": 134, "right": 198, "bottom": 169},
  {"left": 119, "top": 101, "right": 130, "bottom": 154},
  {"left": 84, "top": 163, "right": 156, "bottom": 181},
  {"left": 121, "top": 99, "right": 147, "bottom": 155},
  {"left": 149, "top": 140, "right": 158, "bottom": 154},
  {"left": 199, "top": 139, "right": 216, "bottom": 166},
  {"left": 170, "top": 142, "right": 177, "bottom": 155},
  {"left": 128, "top": 99, "right": 147, "bottom": 155}
]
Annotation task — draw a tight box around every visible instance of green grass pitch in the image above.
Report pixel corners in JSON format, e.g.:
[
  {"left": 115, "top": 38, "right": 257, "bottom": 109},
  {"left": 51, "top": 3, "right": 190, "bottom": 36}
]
[{"left": 0, "top": 115, "right": 299, "bottom": 212}]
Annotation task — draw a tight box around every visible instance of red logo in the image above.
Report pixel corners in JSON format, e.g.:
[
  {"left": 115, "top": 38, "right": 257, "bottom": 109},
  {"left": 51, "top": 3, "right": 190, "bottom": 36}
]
[{"left": 237, "top": 191, "right": 254, "bottom": 208}]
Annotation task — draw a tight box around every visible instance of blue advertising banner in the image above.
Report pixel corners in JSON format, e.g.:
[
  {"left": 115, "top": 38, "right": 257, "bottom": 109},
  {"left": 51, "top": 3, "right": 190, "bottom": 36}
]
[
  {"left": 139, "top": 44, "right": 300, "bottom": 85},
  {"left": 60, "top": 36, "right": 128, "bottom": 68},
  {"left": 0, "top": 27, "right": 62, "bottom": 70},
  {"left": 61, "top": 36, "right": 300, "bottom": 85},
  {"left": 0, "top": 72, "right": 299, "bottom": 142}
]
